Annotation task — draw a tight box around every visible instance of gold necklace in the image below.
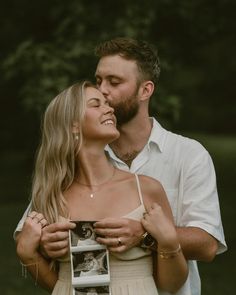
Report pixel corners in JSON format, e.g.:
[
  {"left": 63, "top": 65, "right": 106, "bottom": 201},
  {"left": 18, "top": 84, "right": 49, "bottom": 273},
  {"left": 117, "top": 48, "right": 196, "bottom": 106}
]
[{"left": 75, "top": 167, "right": 116, "bottom": 198}]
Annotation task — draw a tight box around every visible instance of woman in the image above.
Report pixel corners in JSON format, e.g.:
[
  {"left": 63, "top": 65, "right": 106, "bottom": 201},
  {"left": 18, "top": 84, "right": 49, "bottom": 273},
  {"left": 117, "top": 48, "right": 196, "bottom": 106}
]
[{"left": 16, "top": 81, "right": 188, "bottom": 294}]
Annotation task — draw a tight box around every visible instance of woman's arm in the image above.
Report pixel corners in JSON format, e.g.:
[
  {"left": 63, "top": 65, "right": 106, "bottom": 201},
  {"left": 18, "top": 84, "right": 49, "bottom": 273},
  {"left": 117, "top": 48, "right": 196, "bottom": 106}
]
[
  {"left": 141, "top": 178, "right": 188, "bottom": 293},
  {"left": 15, "top": 211, "right": 58, "bottom": 292}
]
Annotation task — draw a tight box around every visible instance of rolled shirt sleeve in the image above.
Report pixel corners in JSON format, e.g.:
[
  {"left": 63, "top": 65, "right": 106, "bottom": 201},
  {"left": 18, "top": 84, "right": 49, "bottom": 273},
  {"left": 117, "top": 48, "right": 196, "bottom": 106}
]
[
  {"left": 13, "top": 201, "right": 31, "bottom": 240},
  {"left": 179, "top": 146, "right": 227, "bottom": 254}
]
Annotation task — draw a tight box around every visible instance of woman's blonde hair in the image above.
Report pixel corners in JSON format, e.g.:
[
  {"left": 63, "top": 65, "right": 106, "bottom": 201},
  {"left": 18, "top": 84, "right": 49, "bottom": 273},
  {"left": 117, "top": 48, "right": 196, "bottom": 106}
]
[{"left": 31, "top": 80, "right": 94, "bottom": 223}]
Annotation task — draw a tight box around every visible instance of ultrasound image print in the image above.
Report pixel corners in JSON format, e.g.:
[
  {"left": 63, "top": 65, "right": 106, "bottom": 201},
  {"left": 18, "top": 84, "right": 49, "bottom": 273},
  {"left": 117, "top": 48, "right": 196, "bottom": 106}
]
[
  {"left": 73, "top": 285, "right": 110, "bottom": 295},
  {"left": 71, "top": 221, "right": 97, "bottom": 247},
  {"left": 72, "top": 249, "right": 108, "bottom": 278}
]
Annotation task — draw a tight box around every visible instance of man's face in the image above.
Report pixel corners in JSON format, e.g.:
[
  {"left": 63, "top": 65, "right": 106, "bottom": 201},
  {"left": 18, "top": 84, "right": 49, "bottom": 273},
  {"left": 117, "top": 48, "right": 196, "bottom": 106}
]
[{"left": 95, "top": 55, "right": 141, "bottom": 126}]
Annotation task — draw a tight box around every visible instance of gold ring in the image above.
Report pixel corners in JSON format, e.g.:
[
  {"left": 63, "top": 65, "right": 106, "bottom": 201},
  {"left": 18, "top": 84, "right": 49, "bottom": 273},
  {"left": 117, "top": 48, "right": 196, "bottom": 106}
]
[{"left": 39, "top": 220, "right": 47, "bottom": 228}]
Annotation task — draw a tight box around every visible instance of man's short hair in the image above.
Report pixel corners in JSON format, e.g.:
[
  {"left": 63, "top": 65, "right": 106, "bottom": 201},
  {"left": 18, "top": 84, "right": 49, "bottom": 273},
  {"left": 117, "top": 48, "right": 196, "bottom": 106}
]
[{"left": 95, "top": 37, "right": 161, "bottom": 84}]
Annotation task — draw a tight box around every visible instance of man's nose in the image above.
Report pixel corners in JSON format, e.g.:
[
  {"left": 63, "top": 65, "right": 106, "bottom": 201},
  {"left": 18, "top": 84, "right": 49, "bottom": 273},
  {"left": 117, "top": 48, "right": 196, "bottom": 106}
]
[{"left": 98, "top": 81, "right": 109, "bottom": 96}]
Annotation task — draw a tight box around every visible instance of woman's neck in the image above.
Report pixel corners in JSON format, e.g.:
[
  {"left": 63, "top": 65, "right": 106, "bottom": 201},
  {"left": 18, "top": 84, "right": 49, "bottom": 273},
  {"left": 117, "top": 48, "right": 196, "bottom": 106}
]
[{"left": 76, "top": 147, "right": 114, "bottom": 186}]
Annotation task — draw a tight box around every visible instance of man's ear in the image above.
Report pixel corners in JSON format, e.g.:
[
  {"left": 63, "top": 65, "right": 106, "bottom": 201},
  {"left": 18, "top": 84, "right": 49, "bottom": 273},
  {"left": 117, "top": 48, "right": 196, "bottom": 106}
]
[
  {"left": 139, "top": 81, "right": 155, "bottom": 101},
  {"left": 72, "top": 122, "right": 80, "bottom": 134}
]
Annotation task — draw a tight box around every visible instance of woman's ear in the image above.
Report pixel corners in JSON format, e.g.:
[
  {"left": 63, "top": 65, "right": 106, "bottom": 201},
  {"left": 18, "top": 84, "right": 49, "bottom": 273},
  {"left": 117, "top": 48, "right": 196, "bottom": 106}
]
[{"left": 139, "top": 81, "right": 155, "bottom": 101}]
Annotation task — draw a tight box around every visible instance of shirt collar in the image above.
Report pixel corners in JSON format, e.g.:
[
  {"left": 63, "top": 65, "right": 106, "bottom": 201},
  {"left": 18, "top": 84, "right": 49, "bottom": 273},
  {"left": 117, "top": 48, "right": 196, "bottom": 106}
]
[{"left": 147, "top": 117, "right": 166, "bottom": 153}]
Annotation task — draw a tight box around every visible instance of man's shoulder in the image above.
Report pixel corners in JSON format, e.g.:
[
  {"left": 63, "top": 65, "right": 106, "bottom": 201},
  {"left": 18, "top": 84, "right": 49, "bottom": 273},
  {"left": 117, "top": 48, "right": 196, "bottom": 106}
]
[
  {"left": 163, "top": 128, "right": 207, "bottom": 155},
  {"left": 154, "top": 127, "right": 210, "bottom": 170},
  {"left": 152, "top": 118, "right": 206, "bottom": 153}
]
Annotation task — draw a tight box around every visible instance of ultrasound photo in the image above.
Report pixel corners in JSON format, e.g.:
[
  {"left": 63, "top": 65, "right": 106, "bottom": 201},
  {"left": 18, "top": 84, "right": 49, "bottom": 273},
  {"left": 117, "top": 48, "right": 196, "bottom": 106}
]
[
  {"left": 73, "top": 285, "right": 110, "bottom": 295},
  {"left": 70, "top": 221, "right": 97, "bottom": 247}
]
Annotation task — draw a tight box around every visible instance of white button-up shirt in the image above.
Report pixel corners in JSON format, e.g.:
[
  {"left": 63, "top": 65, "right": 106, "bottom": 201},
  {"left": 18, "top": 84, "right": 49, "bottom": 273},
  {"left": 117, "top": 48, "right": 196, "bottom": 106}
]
[{"left": 105, "top": 118, "right": 227, "bottom": 295}]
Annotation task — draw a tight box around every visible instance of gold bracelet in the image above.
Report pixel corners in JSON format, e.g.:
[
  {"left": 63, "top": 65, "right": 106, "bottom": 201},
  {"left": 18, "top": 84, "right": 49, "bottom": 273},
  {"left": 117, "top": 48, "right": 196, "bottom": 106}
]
[
  {"left": 158, "top": 244, "right": 182, "bottom": 259},
  {"left": 20, "top": 261, "right": 39, "bottom": 285}
]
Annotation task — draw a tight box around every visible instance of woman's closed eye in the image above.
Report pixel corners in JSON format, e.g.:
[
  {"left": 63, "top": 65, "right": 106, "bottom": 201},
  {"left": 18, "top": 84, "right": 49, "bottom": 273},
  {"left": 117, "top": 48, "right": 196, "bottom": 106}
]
[
  {"left": 87, "top": 98, "right": 101, "bottom": 108},
  {"left": 91, "top": 102, "right": 100, "bottom": 108}
]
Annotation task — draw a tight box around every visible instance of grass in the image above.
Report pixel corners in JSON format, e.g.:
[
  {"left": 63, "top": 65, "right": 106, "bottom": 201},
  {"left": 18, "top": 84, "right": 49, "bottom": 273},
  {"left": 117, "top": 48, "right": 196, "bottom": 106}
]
[{"left": 0, "top": 133, "right": 235, "bottom": 294}]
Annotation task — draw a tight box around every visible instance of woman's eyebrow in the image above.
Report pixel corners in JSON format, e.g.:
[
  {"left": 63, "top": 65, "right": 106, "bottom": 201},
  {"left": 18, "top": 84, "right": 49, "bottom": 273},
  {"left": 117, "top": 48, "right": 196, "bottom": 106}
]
[{"left": 87, "top": 97, "right": 100, "bottom": 103}]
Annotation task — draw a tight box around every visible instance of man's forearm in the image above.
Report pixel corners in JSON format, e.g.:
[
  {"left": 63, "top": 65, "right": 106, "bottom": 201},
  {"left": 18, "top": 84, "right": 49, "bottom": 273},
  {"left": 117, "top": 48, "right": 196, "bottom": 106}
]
[{"left": 176, "top": 226, "right": 218, "bottom": 261}]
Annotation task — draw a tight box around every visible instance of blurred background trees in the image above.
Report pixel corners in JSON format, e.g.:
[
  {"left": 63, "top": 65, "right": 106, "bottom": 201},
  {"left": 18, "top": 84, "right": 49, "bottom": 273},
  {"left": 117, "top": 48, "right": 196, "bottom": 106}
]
[
  {"left": 1, "top": 0, "right": 235, "bottom": 132},
  {"left": 1, "top": 0, "right": 235, "bottom": 203}
]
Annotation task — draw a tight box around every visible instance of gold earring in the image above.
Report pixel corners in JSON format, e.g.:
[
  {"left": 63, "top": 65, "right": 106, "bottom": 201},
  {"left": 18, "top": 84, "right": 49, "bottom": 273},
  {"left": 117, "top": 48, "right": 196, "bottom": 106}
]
[{"left": 75, "top": 134, "right": 79, "bottom": 141}]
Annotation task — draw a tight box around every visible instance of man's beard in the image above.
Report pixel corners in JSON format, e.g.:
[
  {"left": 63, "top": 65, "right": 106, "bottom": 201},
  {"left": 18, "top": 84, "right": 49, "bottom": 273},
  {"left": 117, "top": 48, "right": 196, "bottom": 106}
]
[{"left": 112, "top": 90, "right": 139, "bottom": 126}]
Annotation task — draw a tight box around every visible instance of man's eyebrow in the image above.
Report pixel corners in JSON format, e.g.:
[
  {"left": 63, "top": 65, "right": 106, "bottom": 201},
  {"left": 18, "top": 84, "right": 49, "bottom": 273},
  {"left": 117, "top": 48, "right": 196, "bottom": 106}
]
[
  {"left": 95, "top": 74, "right": 122, "bottom": 80},
  {"left": 109, "top": 75, "right": 122, "bottom": 80}
]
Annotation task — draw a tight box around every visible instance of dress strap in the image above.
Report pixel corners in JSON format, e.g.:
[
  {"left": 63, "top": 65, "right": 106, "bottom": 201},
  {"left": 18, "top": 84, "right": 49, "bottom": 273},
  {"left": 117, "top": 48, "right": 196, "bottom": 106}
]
[{"left": 134, "top": 174, "right": 144, "bottom": 205}]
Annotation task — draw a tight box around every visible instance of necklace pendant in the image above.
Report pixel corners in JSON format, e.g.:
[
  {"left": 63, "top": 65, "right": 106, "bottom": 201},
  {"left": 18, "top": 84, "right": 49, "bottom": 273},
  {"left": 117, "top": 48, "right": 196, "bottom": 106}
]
[{"left": 90, "top": 193, "right": 94, "bottom": 198}]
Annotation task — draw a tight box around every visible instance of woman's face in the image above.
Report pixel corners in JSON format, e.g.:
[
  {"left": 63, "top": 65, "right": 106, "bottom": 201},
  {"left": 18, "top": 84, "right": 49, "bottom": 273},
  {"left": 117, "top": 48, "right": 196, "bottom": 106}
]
[{"left": 81, "top": 87, "right": 120, "bottom": 145}]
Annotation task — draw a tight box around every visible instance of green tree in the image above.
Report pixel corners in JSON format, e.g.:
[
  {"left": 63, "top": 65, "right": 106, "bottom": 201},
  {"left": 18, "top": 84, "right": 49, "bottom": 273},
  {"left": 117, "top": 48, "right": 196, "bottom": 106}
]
[{"left": 1, "top": 0, "right": 235, "bottom": 133}]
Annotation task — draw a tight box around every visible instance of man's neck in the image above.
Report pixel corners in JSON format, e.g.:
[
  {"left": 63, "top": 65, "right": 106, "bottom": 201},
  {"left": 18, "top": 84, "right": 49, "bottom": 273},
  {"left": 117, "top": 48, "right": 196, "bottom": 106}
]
[{"left": 110, "top": 115, "right": 152, "bottom": 166}]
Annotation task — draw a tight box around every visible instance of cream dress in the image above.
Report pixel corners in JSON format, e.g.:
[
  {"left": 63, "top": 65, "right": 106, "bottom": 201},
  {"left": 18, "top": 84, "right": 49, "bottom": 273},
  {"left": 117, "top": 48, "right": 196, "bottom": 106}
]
[{"left": 52, "top": 175, "right": 158, "bottom": 295}]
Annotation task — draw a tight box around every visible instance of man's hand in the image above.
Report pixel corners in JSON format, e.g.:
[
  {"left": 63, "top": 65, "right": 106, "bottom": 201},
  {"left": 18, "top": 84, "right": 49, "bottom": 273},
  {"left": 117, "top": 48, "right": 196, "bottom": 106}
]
[
  {"left": 16, "top": 211, "right": 48, "bottom": 261},
  {"left": 40, "top": 221, "right": 76, "bottom": 259},
  {"left": 94, "top": 218, "right": 144, "bottom": 252},
  {"left": 141, "top": 203, "right": 178, "bottom": 249}
]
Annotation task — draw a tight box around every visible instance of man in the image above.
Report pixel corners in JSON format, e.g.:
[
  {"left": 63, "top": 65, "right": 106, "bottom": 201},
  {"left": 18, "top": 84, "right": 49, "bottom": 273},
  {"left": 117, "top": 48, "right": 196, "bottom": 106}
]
[
  {"left": 92, "top": 37, "right": 226, "bottom": 294},
  {"left": 15, "top": 38, "right": 226, "bottom": 294}
]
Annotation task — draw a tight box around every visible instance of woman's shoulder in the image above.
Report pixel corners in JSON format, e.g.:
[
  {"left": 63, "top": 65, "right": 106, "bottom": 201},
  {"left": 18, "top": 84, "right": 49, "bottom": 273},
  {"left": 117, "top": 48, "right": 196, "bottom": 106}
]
[
  {"left": 114, "top": 169, "right": 163, "bottom": 191},
  {"left": 137, "top": 174, "right": 163, "bottom": 191},
  {"left": 136, "top": 174, "right": 167, "bottom": 207},
  {"left": 114, "top": 169, "right": 166, "bottom": 201},
  {"left": 113, "top": 168, "right": 135, "bottom": 183}
]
